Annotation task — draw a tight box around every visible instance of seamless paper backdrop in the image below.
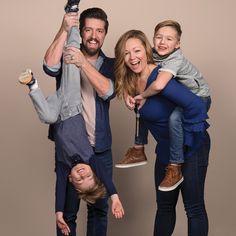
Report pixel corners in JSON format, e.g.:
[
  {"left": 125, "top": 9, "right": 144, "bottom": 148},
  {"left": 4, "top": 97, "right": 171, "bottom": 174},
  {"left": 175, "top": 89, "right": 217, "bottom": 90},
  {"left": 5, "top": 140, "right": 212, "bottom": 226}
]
[{"left": 0, "top": 0, "right": 235, "bottom": 235}]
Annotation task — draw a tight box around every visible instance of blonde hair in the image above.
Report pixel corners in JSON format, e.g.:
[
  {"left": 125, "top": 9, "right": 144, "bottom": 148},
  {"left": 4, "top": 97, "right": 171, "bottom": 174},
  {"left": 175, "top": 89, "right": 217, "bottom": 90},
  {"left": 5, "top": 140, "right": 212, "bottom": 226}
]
[
  {"left": 154, "top": 20, "right": 182, "bottom": 40},
  {"left": 76, "top": 173, "right": 106, "bottom": 204},
  {"left": 114, "top": 30, "right": 154, "bottom": 99}
]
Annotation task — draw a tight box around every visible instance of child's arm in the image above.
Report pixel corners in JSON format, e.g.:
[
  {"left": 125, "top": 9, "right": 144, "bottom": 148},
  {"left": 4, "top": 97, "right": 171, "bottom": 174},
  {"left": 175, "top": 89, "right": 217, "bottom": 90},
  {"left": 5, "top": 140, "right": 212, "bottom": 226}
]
[
  {"left": 110, "top": 194, "right": 125, "bottom": 219},
  {"left": 56, "top": 211, "right": 71, "bottom": 236},
  {"left": 134, "top": 71, "right": 173, "bottom": 107}
]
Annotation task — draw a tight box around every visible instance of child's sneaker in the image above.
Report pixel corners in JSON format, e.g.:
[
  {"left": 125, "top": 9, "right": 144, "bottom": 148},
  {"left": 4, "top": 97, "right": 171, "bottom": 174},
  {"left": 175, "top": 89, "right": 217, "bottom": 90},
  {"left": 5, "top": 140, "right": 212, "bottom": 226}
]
[
  {"left": 115, "top": 147, "right": 147, "bottom": 168},
  {"left": 64, "top": 0, "right": 80, "bottom": 13},
  {"left": 158, "top": 164, "right": 184, "bottom": 191},
  {"left": 18, "top": 69, "right": 34, "bottom": 85}
]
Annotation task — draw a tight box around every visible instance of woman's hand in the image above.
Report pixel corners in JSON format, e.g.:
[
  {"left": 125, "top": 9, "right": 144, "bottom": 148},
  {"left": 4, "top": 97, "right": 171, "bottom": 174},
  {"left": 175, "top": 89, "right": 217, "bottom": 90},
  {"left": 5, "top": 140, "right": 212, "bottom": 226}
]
[{"left": 124, "top": 93, "right": 136, "bottom": 110}]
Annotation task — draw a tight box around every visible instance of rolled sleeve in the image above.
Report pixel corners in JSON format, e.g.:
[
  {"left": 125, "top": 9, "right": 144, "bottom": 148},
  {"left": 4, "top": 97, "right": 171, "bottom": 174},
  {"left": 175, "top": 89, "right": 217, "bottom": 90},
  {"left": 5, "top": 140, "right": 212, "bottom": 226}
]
[{"left": 100, "top": 79, "right": 114, "bottom": 100}]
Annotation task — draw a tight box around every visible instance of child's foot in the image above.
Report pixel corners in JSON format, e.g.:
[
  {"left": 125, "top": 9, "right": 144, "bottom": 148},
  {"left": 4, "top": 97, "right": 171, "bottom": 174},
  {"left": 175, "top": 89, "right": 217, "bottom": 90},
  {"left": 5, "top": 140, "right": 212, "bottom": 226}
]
[
  {"left": 18, "top": 69, "right": 37, "bottom": 90},
  {"left": 158, "top": 164, "right": 184, "bottom": 191},
  {"left": 18, "top": 69, "right": 33, "bottom": 85},
  {"left": 64, "top": 0, "right": 80, "bottom": 13},
  {"left": 115, "top": 146, "right": 147, "bottom": 168}
]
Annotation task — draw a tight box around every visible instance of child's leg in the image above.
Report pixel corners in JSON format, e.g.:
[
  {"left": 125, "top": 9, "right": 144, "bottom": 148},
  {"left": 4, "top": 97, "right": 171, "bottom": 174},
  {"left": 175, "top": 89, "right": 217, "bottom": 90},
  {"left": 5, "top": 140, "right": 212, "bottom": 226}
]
[
  {"left": 54, "top": 114, "right": 94, "bottom": 165},
  {"left": 158, "top": 107, "right": 184, "bottom": 191},
  {"left": 115, "top": 110, "right": 148, "bottom": 168},
  {"left": 19, "top": 69, "right": 61, "bottom": 124},
  {"left": 169, "top": 107, "right": 184, "bottom": 165}
]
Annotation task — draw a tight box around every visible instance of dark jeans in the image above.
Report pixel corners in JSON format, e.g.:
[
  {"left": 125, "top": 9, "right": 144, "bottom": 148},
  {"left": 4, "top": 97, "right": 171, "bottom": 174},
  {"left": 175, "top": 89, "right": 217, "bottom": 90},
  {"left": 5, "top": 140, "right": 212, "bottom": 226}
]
[
  {"left": 56, "top": 149, "right": 113, "bottom": 236},
  {"left": 154, "top": 132, "right": 210, "bottom": 236}
]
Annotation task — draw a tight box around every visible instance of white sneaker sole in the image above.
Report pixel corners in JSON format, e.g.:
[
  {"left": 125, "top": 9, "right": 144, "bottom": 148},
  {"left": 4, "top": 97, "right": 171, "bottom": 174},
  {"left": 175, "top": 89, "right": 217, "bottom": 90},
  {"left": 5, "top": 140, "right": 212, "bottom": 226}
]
[
  {"left": 115, "top": 161, "right": 147, "bottom": 168},
  {"left": 158, "top": 177, "right": 184, "bottom": 192},
  {"left": 18, "top": 69, "right": 32, "bottom": 85}
]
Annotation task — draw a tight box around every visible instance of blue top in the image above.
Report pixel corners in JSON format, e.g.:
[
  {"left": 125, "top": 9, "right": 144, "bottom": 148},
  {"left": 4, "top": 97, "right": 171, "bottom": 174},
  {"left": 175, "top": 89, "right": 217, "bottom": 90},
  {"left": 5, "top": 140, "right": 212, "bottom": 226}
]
[{"left": 139, "top": 66, "right": 209, "bottom": 164}]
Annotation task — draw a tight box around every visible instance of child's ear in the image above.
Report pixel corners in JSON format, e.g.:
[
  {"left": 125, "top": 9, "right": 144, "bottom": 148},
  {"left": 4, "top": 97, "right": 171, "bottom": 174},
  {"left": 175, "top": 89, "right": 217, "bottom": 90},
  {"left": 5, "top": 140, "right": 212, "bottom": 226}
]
[{"left": 68, "top": 175, "right": 72, "bottom": 182}]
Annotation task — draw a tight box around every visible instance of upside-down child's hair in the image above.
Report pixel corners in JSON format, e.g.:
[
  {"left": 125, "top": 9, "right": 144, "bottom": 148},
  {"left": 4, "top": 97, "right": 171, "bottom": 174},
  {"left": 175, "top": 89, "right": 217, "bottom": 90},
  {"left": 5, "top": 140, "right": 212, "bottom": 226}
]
[{"left": 77, "top": 174, "right": 107, "bottom": 204}]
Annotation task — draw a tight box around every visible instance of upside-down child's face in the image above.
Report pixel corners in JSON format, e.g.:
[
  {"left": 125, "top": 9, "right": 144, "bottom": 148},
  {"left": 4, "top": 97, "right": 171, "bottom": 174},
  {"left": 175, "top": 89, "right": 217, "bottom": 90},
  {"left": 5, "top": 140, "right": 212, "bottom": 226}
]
[
  {"left": 69, "top": 163, "right": 95, "bottom": 192},
  {"left": 153, "top": 26, "right": 180, "bottom": 56}
]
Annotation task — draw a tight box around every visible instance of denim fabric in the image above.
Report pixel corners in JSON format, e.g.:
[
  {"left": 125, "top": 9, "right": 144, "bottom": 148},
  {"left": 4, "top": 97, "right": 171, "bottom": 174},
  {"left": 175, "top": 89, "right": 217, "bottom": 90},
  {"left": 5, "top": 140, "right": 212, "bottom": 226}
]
[
  {"left": 44, "top": 51, "right": 115, "bottom": 153},
  {"left": 154, "top": 132, "right": 210, "bottom": 236},
  {"left": 56, "top": 149, "right": 113, "bottom": 236},
  {"left": 168, "top": 96, "right": 211, "bottom": 164},
  {"left": 134, "top": 117, "right": 148, "bottom": 145}
]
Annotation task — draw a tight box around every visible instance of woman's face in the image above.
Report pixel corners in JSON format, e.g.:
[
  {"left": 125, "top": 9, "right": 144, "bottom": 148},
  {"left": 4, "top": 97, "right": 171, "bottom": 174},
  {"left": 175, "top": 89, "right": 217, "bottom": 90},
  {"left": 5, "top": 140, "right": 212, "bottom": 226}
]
[{"left": 124, "top": 38, "right": 148, "bottom": 74}]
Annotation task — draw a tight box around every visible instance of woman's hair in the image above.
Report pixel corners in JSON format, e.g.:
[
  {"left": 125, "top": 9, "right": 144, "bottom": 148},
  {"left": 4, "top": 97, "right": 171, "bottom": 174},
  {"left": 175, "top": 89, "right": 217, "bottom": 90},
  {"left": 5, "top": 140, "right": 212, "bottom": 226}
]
[
  {"left": 154, "top": 20, "right": 182, "bottom": 40},
  {"left": 77, "top": 174, "right": 106, "bottom": 204},
  {"left": 114, "top": 30, "right": 154, "bottom": 99}
]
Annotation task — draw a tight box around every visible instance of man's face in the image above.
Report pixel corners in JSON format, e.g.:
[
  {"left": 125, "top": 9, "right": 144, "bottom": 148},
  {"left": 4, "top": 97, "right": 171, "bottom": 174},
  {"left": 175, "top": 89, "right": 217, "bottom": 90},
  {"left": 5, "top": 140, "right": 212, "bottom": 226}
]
[{"left": 81, "top": 18, "right": 106, "bottom": 57}]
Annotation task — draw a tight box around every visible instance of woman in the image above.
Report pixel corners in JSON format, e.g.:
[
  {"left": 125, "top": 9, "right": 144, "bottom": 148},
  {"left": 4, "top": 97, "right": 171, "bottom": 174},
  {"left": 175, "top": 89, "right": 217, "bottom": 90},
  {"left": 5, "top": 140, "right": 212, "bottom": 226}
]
[{"left": 115, "top": 29, "right": 210, "bottom": 236}]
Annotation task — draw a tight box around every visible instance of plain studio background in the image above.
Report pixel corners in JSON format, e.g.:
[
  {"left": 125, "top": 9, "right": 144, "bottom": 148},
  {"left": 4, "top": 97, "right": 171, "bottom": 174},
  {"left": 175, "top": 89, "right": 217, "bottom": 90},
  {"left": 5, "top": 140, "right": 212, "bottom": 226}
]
[{"left": 0, "top": 0, "right": 235, "bottom": 235}]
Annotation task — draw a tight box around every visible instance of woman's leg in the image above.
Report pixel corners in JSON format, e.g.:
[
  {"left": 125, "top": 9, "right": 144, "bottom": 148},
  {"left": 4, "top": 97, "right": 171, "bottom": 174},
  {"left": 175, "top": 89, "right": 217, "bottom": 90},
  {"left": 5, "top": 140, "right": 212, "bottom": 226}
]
[
  {"left": 154, "top": 160, "right": 180, "bottom": 236},
  {"left": 181, "top": 132, "right": 210, "bottom": 236}
]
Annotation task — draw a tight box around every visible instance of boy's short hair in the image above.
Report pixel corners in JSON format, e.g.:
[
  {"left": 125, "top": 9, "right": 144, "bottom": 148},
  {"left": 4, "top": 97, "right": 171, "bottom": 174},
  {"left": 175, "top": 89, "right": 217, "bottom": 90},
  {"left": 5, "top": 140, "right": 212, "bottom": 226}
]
[
  {"left": 154, "top": 20, "right": 182, "bottom": 40},
  {"left": 77, "top": 174, "right": 107, "bottom": 204}
]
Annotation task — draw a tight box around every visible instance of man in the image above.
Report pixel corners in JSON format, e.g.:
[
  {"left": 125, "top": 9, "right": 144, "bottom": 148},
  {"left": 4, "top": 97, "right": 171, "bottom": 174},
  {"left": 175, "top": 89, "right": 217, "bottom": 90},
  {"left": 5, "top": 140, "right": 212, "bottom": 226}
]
[{"left": 43, "top": 7, "right": 115, "bottom": 236}]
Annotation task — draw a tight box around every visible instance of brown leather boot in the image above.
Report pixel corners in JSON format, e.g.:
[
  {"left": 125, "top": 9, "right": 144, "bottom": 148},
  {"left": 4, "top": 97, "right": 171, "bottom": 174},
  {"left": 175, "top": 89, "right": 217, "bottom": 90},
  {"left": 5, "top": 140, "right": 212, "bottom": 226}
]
[
  {"left": 158, "top": 164, "right": 184, "bottom": 191},
  {"left": 115, "top": 146, "right": 147, "bottom": 168}
]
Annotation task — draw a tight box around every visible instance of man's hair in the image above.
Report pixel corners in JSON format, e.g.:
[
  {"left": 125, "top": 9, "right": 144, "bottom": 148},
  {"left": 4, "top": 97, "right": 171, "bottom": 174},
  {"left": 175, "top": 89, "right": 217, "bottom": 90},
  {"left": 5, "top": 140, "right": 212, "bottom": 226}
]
[
  {"left": 77, "top": 174, "right": 107, "bottom": 204},
  {"left": 79, "top": 7, "right": 109, "bottom": 34},
  {"left": 154, "top": 20, "right": 182, "bottom": 40}
]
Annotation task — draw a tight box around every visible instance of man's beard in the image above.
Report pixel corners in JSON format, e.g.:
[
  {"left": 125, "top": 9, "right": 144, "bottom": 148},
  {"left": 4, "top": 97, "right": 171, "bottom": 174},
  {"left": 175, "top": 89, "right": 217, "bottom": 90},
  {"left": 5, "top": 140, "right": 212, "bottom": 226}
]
[{"left": 81, "top": 38, "right": 102, "bottom": 57}]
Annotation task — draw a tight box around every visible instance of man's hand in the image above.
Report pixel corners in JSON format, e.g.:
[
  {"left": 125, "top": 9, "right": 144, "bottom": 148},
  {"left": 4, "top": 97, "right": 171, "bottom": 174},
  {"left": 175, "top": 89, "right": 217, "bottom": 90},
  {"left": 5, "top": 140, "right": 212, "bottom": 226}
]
[
  {"left": 111, "top": 194, "right": 125, "bottom": 219},
  {"left": 56, "top": 212, "right": 71, "bottom": 236},
  {"left": 63, "top": 46, "right": 86, "bottom": 68},
  {"left": 62, "top": 12, "right": 79, "bottom": 33}
]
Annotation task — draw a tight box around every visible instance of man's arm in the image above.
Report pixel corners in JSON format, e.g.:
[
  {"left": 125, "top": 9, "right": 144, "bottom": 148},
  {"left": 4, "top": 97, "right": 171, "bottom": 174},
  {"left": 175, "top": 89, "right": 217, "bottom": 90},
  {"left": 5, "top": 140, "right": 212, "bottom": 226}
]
[
  {"left": 64, "top": 46, "right": 113, "bottom": 98},
  {"left": 44, "top": 13, "right": 79, "bottom": 67}
]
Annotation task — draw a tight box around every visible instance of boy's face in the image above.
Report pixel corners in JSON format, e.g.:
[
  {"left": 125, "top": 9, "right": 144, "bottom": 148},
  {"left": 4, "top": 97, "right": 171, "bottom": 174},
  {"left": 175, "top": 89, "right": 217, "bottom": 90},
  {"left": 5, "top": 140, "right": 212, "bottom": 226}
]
[
  {"left": 153, "top": 26, "right": 180, "bottom": 56},
  {"left": 69, "top": 163, "right": 95, "bottom": 192}
]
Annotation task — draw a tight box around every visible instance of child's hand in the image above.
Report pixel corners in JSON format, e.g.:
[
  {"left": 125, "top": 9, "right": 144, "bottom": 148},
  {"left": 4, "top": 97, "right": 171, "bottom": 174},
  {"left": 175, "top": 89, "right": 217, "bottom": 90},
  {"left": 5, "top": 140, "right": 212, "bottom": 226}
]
[
  {"left": 56, "top": 212, "right": 71, "bottom": 236},
  {"left": 134, "top": 94, "right": 146, "bottom": 109},
  {"left": 111, "top": 194, "right": 125, "bottom": 219}
]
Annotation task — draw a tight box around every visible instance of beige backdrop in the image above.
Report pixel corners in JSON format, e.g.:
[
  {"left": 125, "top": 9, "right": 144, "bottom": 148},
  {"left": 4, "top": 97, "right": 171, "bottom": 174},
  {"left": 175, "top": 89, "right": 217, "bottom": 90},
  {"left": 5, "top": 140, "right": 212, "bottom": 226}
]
[{"left": 1, "top": 0, "right": 235, "bottom": 235}]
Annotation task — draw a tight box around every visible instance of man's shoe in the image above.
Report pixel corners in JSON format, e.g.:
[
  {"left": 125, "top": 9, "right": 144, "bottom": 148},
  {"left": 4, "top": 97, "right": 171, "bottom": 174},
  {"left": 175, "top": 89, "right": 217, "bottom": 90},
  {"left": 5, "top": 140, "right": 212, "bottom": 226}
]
[
  {"left": 115, "top": 147, "right": 147, "bottom": 168},
  {"left": 64, "top": 0, "right": 80, "bottom": 13},
  {"left": 158, "top": 164, "right": 184, "bottom": 191},
  {"left": 18, "top": 69, "right": 34, "bottom": 85}
]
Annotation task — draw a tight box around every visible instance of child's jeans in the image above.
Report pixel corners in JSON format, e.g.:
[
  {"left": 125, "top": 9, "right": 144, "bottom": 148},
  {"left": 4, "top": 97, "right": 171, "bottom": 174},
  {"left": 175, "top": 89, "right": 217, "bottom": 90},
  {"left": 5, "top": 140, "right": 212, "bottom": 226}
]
[
  {"left": 169, "top": 96, "right": 211, "bottom": 164},
  {"left": 135, "top": 96, "right": 211, "bottom": 164}
]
